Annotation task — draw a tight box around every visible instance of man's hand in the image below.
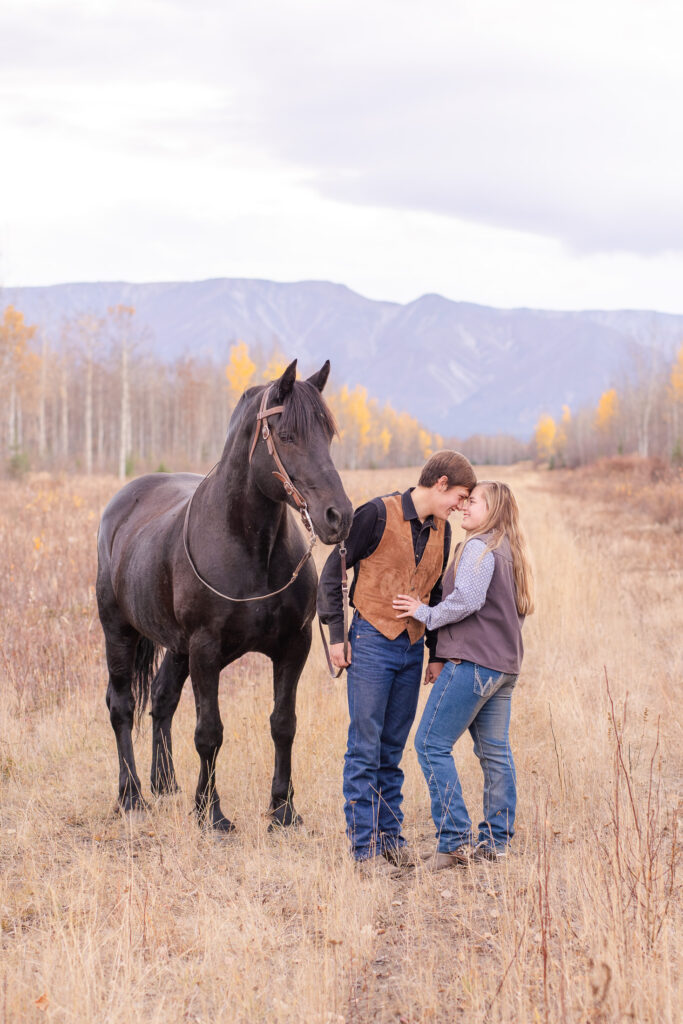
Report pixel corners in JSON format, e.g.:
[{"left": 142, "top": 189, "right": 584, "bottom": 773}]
[
  {"left": 330, "top": 641, "right": 352, "bottom": 669},
  {"left": 424, "top": 662, "right": 442, "bottom": 686}
]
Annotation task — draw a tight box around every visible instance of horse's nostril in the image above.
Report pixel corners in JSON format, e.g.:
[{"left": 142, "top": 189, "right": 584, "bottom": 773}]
[{"left": 325, "top": 506, "right": 343, "bottom": 531}]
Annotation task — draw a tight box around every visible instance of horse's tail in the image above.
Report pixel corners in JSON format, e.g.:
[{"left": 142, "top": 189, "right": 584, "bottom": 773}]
[{"left": 133, "top": 636, "right": 159, "bottom": 731}]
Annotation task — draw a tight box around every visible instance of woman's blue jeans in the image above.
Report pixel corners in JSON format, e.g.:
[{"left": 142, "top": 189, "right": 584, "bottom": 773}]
[
  {"left": 343, "top": 614, "right": 424, "bottom": 861},
  {"left": 414, "top": 659, "right": 518, "bottom": 853}
]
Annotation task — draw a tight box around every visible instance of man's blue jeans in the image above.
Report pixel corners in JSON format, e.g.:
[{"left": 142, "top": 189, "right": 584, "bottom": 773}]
[
  {"left": 343, "top": 613, "right": 424, "bottom": 861},
  {"left": 414, "top": 659, "right": 518, "bottom": 853}
]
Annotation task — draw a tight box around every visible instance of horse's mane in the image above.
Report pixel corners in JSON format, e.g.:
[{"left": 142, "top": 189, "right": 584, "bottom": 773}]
[
  {"left": 228, "top": 379, "right": 338, "bottom": 446},
  {"left": 277, "top": 380, "right": 338, "bottom": 444}
]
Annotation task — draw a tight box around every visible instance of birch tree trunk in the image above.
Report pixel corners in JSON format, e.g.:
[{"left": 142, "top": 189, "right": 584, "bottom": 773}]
[
  {"left": 16, "top": 395, "right": 22, "bottom": 449},
  {"left": 7, "top": 379, "right": 16, "bottom": 456},
  {"left": 119, "top": 336, "right": 129, "bottom": 480},
  {"left": 60, "top": 364, "right": 69, "bottom": 462},
  {"left": 38, "top": 336, "right": 48, "bottom": 460},
  {"left": 96, "top": 375, "right": 104, "bottom": 471},
  {"left": 84, "top": 347, "right": 93, "bottom": 475}
]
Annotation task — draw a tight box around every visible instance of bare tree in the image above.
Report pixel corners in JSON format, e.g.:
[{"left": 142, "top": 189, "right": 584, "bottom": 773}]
[
  {"left": 76, "top": 314, "right": 103, "bottom": 474},
  {"left": 107, "top": 305, "right": 136, "bottom": 480},
  {"left": 621, "top": 347, "right": 665, "bottom": 458}
]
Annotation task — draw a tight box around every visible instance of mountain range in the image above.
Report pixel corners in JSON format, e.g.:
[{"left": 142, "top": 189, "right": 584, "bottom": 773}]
[{"left": 3, "top": 278, "right": 682, "bottom": 437}]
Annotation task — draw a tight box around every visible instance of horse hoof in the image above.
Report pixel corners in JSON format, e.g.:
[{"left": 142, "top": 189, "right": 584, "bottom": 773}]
[
  {"left": 211, "top": 814, "right": 236, "bottom": 835},
  {"left": 216, "top": 819, "right": 236, "bottom": 834},
  {"left": 151, "top": 780, "right": 181, "bottom": 798},
  {"left": 118, "top": 796, "right": 148, "bottom": 815},
  {"left": 195, "top": 805, "right": 236, "bottom": 834},
  {"left": 118, "top": 805, "right": 148, "bottom": 825},
  {"left": 268, "top": 806, "right": 303, "bottom": 831}
]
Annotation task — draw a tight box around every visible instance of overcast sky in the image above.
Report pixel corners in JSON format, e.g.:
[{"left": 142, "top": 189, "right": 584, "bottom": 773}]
[{"left": 1, "top": 0, "right": 682, "bottom": 312}]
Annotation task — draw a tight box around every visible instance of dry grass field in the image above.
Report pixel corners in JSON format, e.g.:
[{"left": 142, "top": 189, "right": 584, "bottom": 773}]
[{"left": 0, "top": 465, "right": 680, "bottom": 1023}]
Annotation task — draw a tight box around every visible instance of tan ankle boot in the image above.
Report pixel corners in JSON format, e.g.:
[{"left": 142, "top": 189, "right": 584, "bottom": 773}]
[{"left": 422, "top": 846, "right": 473, "bottom": 872}]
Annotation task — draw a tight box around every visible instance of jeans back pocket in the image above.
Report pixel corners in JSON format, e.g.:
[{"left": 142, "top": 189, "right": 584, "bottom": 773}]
[{"left": 474, "top": 665, "right": 515, "bottom": 698}]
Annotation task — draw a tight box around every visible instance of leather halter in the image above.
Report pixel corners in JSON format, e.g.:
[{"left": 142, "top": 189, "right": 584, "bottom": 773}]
[
  {"left": 183, "top": 383, "right": 349, "bottom": 676},
  {"left": 248, "top": 385, "right": 311, "bottom": 525}
]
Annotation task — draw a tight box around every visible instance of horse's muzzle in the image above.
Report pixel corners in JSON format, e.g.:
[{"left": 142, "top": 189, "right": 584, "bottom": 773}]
[{"left": 316, "top": 502, "right": 352, "bottom": 545}]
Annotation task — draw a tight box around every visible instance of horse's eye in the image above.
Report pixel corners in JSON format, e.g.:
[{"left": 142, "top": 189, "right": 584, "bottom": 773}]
[{"left": 278, "top": 432, "right": 295, "bottom": 445}]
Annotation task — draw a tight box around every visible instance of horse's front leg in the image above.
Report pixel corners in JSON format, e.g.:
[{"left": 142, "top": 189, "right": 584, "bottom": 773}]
[
  {"left": 150, "top": 650, "right": 189, "bottom": 796},
  {"left": 268, "top": 622, "right": 311, "bottom": 829},
  {"left": 190, "top": 638, "right": 235, "bottom": 833}
]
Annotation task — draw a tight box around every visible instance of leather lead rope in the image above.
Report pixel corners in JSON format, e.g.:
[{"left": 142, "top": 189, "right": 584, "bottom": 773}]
[{"left": 183, "top": 469, "right": 317, "bottom": 603}]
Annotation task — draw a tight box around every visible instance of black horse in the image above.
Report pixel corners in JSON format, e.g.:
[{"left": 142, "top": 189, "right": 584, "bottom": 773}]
[{"left": 96, "top": 360, "right": 352, "bottom": 831}]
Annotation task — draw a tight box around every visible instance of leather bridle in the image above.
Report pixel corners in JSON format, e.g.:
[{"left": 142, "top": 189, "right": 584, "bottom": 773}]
[
  {"left": 248, "top": 386, "right": 311, "bottom": 522},
  {"left": 183, "top": 385, "right": 349, "bottom": 676}
]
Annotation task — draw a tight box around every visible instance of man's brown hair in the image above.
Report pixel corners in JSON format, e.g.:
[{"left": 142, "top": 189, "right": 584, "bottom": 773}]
[{"left": 418, "top": 450, "right": 477, "bottom": 490}]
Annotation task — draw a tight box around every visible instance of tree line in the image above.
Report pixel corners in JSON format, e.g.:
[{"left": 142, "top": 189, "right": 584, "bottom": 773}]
[
  {"left": 12, "top": 301, "right": 674, "bottom": 477},
  {"left": 1, "top": 304, "right": 528, "bottom": 478},
  {"left": 533, "top": 343, "right": 683, "bottom": 467}
]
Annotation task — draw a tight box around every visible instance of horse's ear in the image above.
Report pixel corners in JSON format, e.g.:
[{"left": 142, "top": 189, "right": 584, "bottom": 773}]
[
  {"left": 306, "top": 360, "right": 330, "bottom": 393},
  {"left": 273, "top": 359, "right": 297, "bottom": 401}
]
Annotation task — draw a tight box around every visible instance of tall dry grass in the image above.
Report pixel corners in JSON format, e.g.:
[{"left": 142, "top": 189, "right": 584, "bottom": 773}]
[{"left": 0, "top": 466, "right": 680, "bottom": 1023}]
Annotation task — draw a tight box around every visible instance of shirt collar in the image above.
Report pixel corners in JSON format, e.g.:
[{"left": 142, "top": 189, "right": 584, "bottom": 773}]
[{"left": 402, "top": 488, "right": 437, "bottom": 530}]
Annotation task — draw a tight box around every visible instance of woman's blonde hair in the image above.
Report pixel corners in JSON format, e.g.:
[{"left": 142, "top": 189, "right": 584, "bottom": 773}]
[{"left": 451, "top": 481, "right": 534, "bottom": 616}]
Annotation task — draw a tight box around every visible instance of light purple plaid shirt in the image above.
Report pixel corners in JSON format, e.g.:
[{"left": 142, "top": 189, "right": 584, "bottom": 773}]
[{"left": 411, "top": 538, "right": 494, "bottom": 630}]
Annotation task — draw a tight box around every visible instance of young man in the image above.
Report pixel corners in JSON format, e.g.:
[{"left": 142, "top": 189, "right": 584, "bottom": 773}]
[{"left": 317, "top": 450, "right": 477, "bottom": 869}]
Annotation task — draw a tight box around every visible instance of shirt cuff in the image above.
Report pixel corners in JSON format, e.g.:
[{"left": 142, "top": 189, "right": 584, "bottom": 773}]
[
  {"left": 328, "top": 621, "right": 346, "bottom": 645},
  {"left": 412, "top": 602, "right": 431, "bottom": 624}
]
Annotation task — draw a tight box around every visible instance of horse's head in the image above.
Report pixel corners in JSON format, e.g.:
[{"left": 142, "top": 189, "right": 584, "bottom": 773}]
[{"left": 247, "top": 360, "right": 353, "bottom": 545}]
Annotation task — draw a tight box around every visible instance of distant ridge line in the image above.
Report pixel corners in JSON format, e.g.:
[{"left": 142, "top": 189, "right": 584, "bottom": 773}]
[{"left": 3, "top": 277, "right": 681, "bottom": 438}]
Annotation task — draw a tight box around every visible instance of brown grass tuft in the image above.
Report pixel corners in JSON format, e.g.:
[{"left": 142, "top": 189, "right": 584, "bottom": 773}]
[{"left": 546, "top": 456, "right": 683, "bottom": 530}]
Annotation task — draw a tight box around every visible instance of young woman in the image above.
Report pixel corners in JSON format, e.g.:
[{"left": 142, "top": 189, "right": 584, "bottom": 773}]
[{"left": 392, "top": 481, "right": 534, "bottom": 869}]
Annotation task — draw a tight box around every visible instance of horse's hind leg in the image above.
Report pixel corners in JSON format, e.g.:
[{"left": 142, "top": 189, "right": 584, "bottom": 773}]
[
  {"left": 268, "top": 623, "right": 311, "bottom": 829},
  {"left": 151, "top": 650, "right": 189, "bottom": 795},
  {"left": 103, "top": 623, "right": 146, "bottom": 812}
]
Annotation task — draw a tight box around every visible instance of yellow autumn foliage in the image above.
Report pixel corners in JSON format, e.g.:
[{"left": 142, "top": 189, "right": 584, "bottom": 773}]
[
  {"left": 418, "top": 429, "right": 433, "bottom": 459},
  {"left": 554, "top": 404, "right": 571, "bottom": 459},
  {"left": 378, "top": 427, "right": 392, "bottom": 456},
  {"left": 262, "top": 355, "right": 289, "bottom": 381},
  {"left": 534, "top": 414, "right": 557, "bottom": 461},
  {"left": 339, "top": 385, "right": 371, "bottom": 447},
  {"left": 0, "top": 305, "right": 37, "bottom": 369},
  {"left": 595, "top": 388, "right": 618, "bottom": 430},
  {"left": 225, "top": 341, "right": 256, "bottom": 398},
  {"left": 670, "top": 344, "right": 683, "bottom": 399}
]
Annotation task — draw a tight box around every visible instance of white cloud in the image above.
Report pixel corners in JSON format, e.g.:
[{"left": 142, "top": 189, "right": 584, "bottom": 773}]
[
  {"left": 1, "top": 0, "right": 683, "bottom": 311},
  {"left": 234, "top": 3, "right": 683, "bottom": 254}
]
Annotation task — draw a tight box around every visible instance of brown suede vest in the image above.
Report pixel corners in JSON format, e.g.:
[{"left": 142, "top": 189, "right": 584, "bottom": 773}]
[{"left": 353, "top": 493, "right": 445, "bottom": 643}]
